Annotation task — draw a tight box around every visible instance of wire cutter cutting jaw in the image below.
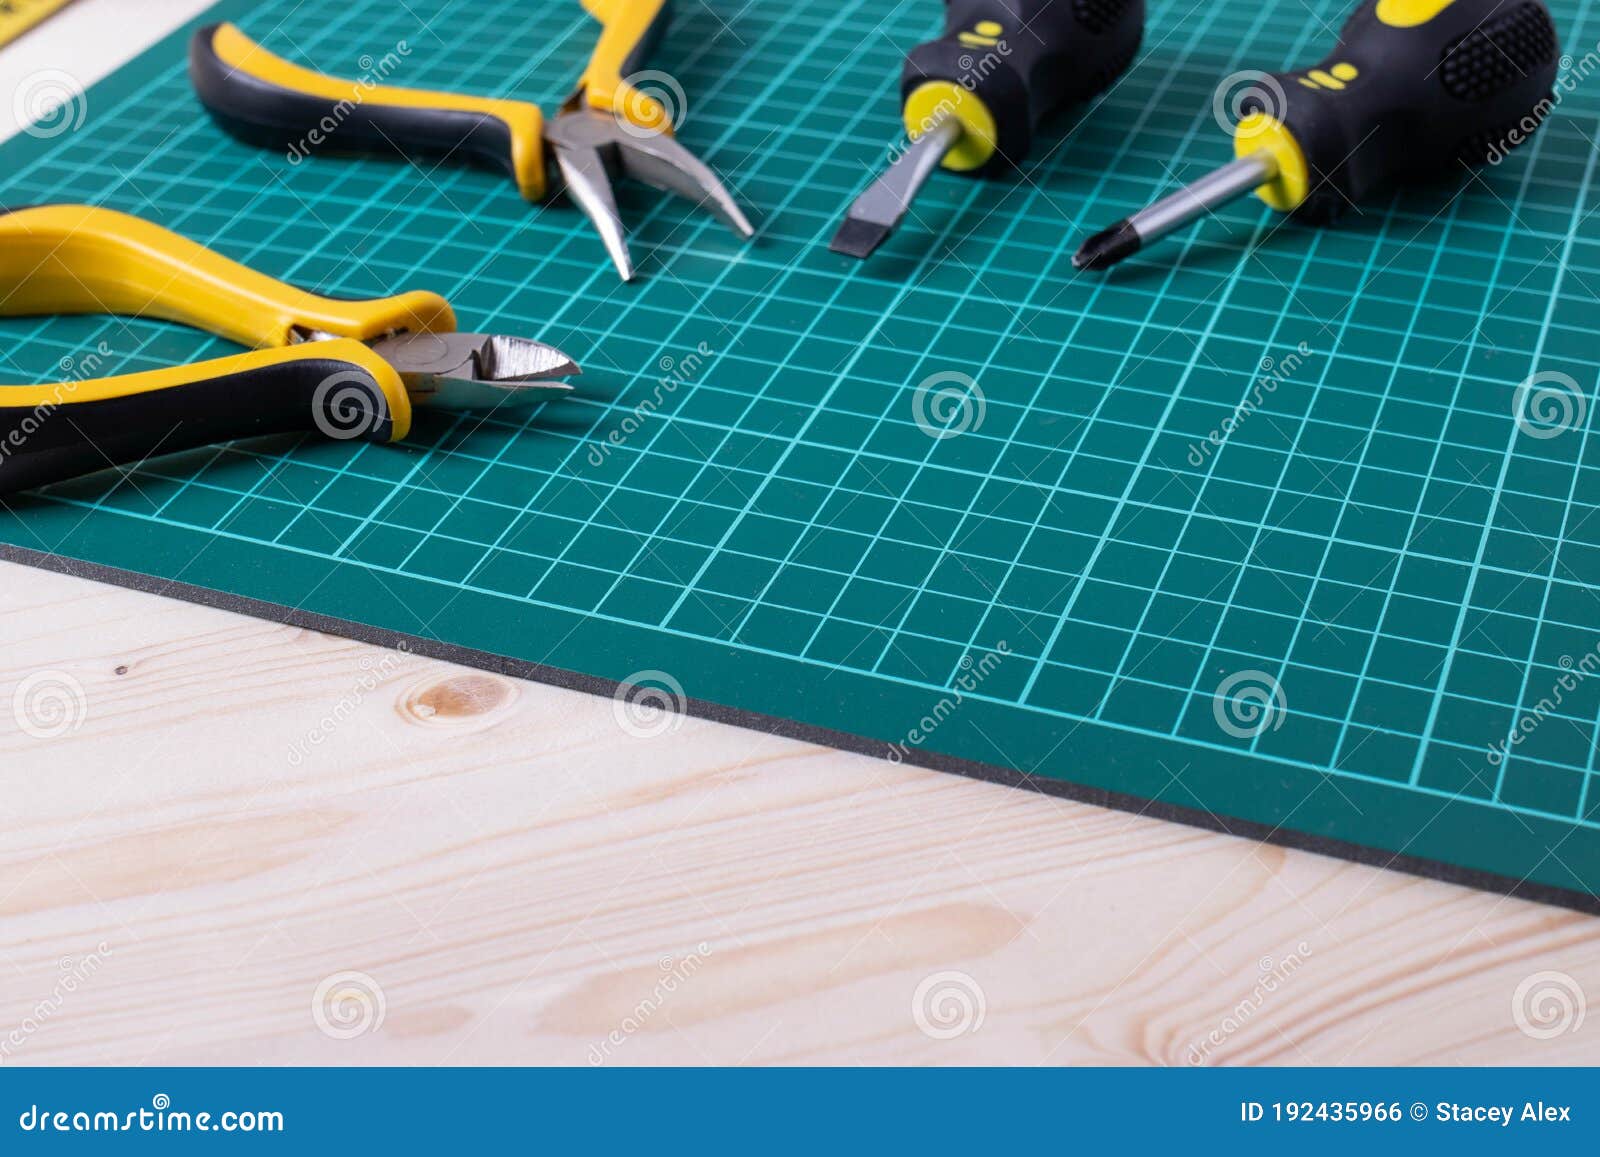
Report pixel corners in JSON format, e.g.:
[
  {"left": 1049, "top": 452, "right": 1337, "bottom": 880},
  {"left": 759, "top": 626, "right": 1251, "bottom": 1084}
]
[
  {"left": 546, "top": 99, "right": 755, "bottom": 282},
  {"left": 364, "top": 332, "right": 580, "bottom": 410},
  {"left": 0, "top": 204, "right": 581, "bottom": 494}
]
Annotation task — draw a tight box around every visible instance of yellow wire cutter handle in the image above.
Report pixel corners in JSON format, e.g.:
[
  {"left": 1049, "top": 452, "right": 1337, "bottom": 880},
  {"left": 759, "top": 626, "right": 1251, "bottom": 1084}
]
[
  {"left": 0, "top": 340, "right": 410, "bottom": 495},
  {"left": 0, "top": 204, "right": 455, "bottom": 350},
  {"left": 0, "top": 205, "right": 439, "bottom": 493}
]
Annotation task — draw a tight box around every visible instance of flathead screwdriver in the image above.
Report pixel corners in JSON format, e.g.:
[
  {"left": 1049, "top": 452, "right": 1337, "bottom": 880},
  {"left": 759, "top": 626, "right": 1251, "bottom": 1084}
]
[
  {"left": 1074, "top": 0, "right": 1562, "bottom": 271},
  {"left": 831, "top": 0, "right": 1145, "bottom": 259}
]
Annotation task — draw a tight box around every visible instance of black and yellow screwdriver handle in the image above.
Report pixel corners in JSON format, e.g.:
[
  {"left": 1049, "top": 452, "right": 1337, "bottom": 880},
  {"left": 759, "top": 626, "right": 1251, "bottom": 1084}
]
[
  {"left": 0, "top": 205, "right": 445, "bottom": 494},
  {"left": 901, "top": 0, "right": 1144, "bottom": 173},
  {"left": 1238, "top": 0, "right": 1561, "bottom": 222}
]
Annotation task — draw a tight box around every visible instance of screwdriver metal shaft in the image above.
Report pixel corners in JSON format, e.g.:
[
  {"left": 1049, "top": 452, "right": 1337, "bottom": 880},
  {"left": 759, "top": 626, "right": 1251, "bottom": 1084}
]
[
  {"left": 830, "top": 119, "right": 963, "bottom": 258},
  {"left": 1071, "top": 0, "right": 1561, "bottom": 273},
  {"left": 829, "top": 0, "right": 1145, "bottom": 259},
  {"left": 1073, "top": 152, "right": 1277, "bottom": 271}
]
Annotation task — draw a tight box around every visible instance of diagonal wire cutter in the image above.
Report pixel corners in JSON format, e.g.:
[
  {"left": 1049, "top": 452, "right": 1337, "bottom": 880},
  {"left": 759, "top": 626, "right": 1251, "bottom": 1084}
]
[
  {"left": 189, "top": 0, "right": 755, "bottom": 281},
  {"left": 0, "top": 205, "right": 578, "bottom": 495}
]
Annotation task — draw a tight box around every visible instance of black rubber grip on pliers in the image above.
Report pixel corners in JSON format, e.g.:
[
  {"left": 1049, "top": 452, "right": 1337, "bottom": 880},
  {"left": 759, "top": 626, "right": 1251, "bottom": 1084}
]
[
  {"left": 187, "top": 23, "right": 521, "bottom": 186},
  {"left": 0, "top": 355, "right": 394, "bottom": 496}
]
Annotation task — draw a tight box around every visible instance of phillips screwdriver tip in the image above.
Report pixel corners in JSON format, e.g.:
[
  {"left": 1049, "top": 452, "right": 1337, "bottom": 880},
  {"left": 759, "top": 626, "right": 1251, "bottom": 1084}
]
[
  {"left": 1074, "top": 153, "right": 1276, "bottom": 270},
  {"left": 1072, "top": 220, "right": 1141, "bottom": 272}
]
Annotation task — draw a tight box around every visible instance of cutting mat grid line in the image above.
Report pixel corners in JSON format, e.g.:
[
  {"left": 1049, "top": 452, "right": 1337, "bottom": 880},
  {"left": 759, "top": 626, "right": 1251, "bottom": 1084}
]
[
  {"left": 5, "top": 0, "right": 1600, "bottom": 902},
  {"left": 568, "top": 0, "right": 914, "bottom": 632}
]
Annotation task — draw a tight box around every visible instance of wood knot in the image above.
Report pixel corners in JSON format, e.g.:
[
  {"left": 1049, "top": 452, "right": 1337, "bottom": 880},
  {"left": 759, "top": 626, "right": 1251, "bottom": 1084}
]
[{"left": 400, "top": 673, "right": 516, "bottom": 726}]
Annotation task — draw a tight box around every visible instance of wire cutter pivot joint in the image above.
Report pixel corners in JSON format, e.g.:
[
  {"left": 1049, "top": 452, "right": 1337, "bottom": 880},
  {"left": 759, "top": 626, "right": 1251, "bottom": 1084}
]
[{"left": 0, "top": 205, "right": 577, "bottom": 494}]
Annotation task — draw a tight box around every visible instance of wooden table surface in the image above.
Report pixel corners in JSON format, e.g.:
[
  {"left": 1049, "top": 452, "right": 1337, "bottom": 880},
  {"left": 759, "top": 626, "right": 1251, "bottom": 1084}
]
[{"left": 2, "top": 0, "right": 1597, "bottom": 1067}]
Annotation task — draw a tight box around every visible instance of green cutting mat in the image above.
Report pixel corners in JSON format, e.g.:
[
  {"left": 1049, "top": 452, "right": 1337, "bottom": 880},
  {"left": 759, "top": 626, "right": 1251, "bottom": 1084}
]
[{"left": 4, "top": 0, "right": 1600, "bottom": 909}]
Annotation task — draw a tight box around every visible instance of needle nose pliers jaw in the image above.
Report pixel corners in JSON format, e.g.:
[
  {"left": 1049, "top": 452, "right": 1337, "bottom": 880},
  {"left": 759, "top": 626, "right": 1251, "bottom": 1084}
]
[{"left": 188, "top": 0, "right": 754, "bottom": 281}]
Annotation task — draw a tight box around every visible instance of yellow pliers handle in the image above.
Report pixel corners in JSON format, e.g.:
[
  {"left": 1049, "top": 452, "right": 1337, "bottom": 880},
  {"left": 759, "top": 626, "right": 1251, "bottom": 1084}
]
[
  {"left": 190, "top": 1, "right": 677, "bottom": 203},
  {"left": 190, "top": 5, "right": 753, "bottom": 282},
  {"left": 574, "top": 0, "right": 675, "bottom": 132},
  {"left": 0, "top": 205, "right": 450, "bottom": 494},
  {"left": 191, "top": 22, "right": 551, "bottom": 199}
]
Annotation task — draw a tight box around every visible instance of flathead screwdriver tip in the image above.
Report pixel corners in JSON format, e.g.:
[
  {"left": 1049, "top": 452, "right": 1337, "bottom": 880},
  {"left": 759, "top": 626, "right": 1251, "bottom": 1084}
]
[
  {"left": 829, "top": 118, "right": 963, "bottom": 261},
  {"left": 829, "top": 217, "right": 894, "bottom": 260},
  {"left": 1072, "top": 219, "right": 1142, "bottom": 272}
]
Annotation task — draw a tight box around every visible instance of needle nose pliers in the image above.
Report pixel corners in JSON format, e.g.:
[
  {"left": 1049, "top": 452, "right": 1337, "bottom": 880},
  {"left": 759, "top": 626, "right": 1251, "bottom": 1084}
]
[
  {"left": 188, "top": 0, "right": 755, "bottom": 281},
  {"left": 0, "top": 205, "right": 578, "bottom": 496}
]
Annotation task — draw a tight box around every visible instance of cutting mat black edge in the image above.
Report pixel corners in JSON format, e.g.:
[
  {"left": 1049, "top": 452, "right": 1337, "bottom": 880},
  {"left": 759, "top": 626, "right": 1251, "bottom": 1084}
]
[{"left": 4, "top": 541, "right": 1597, "bottom": 919}]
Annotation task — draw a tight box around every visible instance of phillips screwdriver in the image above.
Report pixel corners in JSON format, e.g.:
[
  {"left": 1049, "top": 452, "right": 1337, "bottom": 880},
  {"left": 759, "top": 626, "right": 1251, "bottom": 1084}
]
[
  {"left": 1074, "top": 0, "right": 1562, "bottom": 271},
  {"left": 830, "top": 0, "right": 1145, "bottom": 259}
]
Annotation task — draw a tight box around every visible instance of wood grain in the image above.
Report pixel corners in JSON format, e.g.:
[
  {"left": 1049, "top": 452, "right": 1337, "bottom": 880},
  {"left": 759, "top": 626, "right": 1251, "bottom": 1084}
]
[{"left": 1, "top": 559, "right": 1596, "bottom": 1065}]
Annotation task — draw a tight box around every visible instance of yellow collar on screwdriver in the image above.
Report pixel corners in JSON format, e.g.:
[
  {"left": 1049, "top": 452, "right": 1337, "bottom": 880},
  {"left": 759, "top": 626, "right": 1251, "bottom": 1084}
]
[{"left": 1234, "top": 114, "right": 1311, "bottom": 212}]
